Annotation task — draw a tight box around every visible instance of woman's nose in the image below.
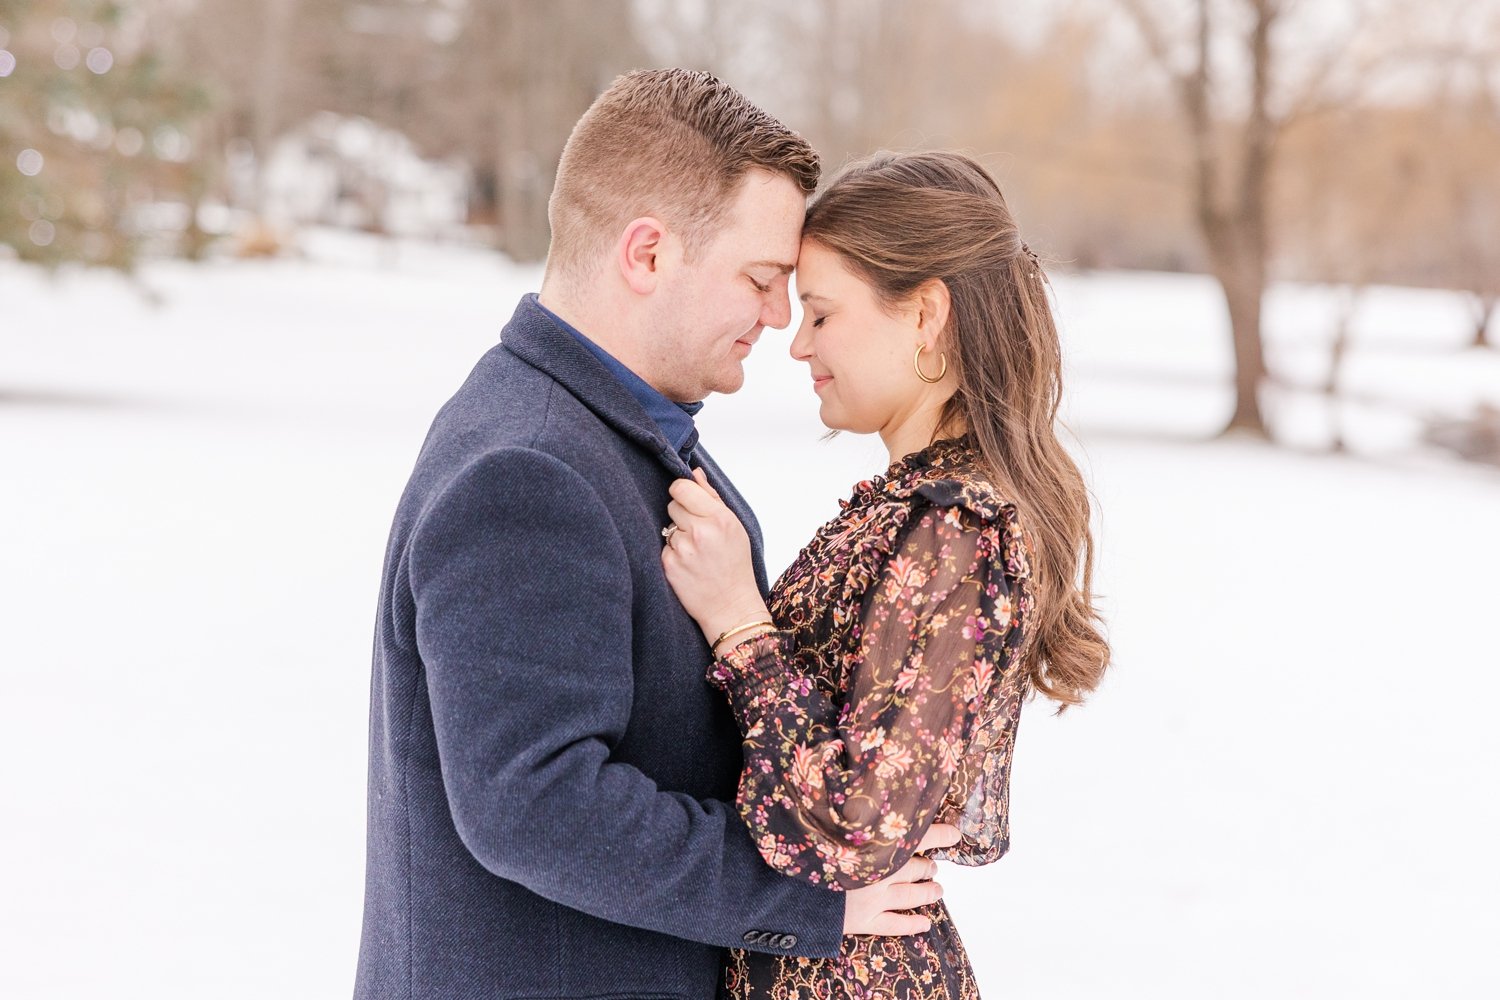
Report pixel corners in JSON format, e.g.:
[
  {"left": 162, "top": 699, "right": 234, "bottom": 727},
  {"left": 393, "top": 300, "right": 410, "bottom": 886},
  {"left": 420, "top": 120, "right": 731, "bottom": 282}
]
[{"left": 789, "top": 316, "right": 813, "bottom": 360}]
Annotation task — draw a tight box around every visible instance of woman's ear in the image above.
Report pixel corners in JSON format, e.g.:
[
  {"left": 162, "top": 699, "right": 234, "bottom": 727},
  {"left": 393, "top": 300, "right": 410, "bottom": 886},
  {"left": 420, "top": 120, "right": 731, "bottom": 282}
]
[
  {"left": 616, "top": 217, "right": 666, "bottom": 295},
  {"left": 914, "top": 278, "right": 952, "bottom": 351}
]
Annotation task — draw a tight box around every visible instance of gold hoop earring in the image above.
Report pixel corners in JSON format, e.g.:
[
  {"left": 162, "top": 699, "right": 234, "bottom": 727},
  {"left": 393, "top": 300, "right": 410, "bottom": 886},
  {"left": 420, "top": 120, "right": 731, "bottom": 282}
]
[{"left": 914, "top": 343, "right": 947, "bottom": 384}]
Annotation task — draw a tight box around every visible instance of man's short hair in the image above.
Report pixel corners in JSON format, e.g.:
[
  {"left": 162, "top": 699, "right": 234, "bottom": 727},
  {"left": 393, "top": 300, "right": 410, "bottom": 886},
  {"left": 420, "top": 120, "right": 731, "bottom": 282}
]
[{"left": 546, "top": 68, "right": 820, "bottom": 286}]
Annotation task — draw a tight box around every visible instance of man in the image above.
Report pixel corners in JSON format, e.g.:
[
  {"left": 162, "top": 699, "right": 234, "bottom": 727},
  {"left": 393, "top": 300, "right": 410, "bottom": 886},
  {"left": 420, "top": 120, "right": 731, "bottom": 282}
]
[{"left": 355, "top": 69, "right": 954, "bottom": 1000}]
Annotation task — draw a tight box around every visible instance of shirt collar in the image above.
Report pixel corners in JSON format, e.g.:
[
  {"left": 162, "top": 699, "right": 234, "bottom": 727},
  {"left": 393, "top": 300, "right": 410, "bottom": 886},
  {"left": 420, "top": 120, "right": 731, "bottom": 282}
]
[{"left": 530, "top": 294, "right": 703, "bottom": 461}]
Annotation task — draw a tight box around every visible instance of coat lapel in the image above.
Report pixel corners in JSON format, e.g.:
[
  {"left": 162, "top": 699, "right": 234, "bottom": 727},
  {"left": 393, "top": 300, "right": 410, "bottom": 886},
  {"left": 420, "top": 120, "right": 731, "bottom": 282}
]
[
  {"left": 692, "top": 446, "right": 770, "bottom": 598},
  {"left": 500, "top": 296, "right": 673, "bottom": 467},
  {"left": 499, "top": 295, "right": 771, "bottom": 596}
]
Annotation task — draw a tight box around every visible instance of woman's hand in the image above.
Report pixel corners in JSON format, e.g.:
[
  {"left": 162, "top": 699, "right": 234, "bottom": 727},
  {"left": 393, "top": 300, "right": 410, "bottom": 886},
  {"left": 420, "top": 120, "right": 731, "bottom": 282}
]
[{"left": 661, "top": 469, "right": 770, "bottom": 645}]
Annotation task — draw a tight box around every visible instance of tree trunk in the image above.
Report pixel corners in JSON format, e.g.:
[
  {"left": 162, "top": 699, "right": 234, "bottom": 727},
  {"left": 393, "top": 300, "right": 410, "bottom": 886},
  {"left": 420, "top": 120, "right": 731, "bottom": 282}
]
[
  {"left": 1473, "top": 294, "right": 1497, "bottom": 349},
  {"left": 1215, "top": 264, "right": 1270, "bottom": 435},
  {"left": 489, "top": 0, "right": 599, "bottom": 264},
  {"left": 251, "top": 0, "right": 298, "bottom": 220},
  {"left": 1324, "top": 284, "right": 1361, "bottom": 452},
  {"left": 1205, "top": 216, "right": 1271, "bottom": 438}
]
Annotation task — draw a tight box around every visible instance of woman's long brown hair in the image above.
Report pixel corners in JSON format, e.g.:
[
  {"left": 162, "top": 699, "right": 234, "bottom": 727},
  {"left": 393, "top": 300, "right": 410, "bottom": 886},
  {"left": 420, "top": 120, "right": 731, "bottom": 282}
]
[{"left": 803, "top": 150, "right": 1109, "bottom": 706}]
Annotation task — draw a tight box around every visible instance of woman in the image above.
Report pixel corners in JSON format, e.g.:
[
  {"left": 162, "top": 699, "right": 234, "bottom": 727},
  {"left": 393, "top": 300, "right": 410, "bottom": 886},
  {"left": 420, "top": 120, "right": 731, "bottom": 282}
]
[{"left": 661, "top": 150, "right": 1109, "bottom": 999}]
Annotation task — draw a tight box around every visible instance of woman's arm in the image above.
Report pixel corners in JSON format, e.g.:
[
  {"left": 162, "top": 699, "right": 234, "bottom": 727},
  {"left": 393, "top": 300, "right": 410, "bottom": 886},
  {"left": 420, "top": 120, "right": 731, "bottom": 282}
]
[{"left": 710, "top": 504, "right": 1014, "bottom": 890}]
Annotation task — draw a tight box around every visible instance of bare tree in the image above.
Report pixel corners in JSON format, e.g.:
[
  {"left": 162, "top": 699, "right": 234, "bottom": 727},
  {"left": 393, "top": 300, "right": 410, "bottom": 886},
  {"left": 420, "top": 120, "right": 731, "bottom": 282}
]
[
  {"left": 1446, "top": 57, "right": 1500, "bottom": 350},
  {"left": 432, "top": 0, "right": 646, "bottom": 261},
  {"left": 175, "top": 0, "right": 347, "bottom": 220},
  {"left": 249, "top": 0, "right": 300, "bottom": 214},
  {"left": 1278, "top": 97, "right": 1420, "bottom": 451},
  {"left": 1119, "top": 0, "right": 1500, "bottom": 437},
  {"left": 1117, "top": 0, "right": 1287, "bottom": 438}
]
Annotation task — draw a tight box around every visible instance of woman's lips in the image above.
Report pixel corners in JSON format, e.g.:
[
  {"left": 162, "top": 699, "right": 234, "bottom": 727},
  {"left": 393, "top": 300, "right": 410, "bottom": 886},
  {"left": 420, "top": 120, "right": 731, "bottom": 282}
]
[{"left": 812, "top": 375, "right": 833, "bottom": 392}]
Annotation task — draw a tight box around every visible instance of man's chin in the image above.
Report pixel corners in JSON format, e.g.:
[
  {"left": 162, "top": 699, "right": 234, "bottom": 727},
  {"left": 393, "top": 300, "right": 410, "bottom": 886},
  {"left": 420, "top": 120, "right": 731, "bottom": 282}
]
[
  {"left": 676, "top": 360, "right": 748, "bottom": 400},
  {"left": 709, "top": 364, "right": 747, "bottom": 396}
]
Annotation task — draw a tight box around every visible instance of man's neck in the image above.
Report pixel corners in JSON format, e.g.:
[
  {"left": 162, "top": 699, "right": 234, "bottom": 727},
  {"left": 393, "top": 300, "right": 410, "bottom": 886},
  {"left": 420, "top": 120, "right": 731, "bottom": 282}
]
[{"left": 537, "top": 288, "right": 653, "bottom": 383}]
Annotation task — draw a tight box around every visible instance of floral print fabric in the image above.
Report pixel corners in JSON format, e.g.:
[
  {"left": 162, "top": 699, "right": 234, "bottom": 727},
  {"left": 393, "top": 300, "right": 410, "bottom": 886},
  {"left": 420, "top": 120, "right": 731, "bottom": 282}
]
[{"left": 710, "top": 436, "right": 1035, "bottom": 999}]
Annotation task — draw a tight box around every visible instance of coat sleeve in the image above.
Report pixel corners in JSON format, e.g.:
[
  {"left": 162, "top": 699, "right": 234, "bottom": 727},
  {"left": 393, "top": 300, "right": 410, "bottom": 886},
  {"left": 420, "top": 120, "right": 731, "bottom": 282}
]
[
  {"left": 408, "top": 447, "right": 844, "bottom": 957},
  {"left": 708, "top": 503, "right": 1013, "bottom": 890}
]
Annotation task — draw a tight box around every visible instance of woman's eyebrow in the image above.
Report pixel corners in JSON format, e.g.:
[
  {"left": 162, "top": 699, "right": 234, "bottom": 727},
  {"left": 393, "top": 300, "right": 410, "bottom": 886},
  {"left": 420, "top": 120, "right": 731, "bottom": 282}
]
[{"left": 799, "top": 291, "right": 830, "bottom": 303}]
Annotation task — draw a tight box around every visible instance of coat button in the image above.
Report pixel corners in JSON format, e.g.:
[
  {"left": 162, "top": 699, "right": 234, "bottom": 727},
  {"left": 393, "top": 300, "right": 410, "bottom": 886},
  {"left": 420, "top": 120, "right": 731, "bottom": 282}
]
[
  {"left": 743, "top": 930, "right": 760, "bottom": 944},
  {"left": 780, "top": 933, "right": 798, "bottom": 949}
]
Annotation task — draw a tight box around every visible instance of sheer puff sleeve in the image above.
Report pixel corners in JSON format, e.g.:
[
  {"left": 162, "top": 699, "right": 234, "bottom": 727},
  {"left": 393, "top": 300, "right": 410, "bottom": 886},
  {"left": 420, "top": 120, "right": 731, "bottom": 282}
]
[{"left": 708, "top": 501, "right": 1016, "bottom": 890}]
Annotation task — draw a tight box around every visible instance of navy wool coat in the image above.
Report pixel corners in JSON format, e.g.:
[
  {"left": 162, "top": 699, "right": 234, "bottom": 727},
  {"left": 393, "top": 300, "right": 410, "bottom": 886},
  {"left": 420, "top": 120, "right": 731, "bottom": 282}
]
[{"left": 354, "top": 296, "right": 844, "bottom": 1000}]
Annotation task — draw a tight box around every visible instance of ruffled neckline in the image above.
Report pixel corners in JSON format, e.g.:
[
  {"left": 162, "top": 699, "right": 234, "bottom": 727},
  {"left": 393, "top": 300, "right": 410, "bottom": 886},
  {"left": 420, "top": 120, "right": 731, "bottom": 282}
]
[{"left": 838, "top": 435, "right": 977, "bottom": 511}]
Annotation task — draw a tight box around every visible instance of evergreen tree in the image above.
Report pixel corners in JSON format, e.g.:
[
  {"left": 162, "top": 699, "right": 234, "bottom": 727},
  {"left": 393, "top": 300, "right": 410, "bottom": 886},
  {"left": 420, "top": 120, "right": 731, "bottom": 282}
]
[{"left": 0, "top": 0, "right": 207, "bottom": 269}]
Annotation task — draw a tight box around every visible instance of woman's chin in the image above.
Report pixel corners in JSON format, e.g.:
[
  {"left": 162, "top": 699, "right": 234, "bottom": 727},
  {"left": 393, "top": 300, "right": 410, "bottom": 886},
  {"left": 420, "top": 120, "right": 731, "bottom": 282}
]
[{"left": 815, "top": 407, "right": 858, "bottom": 434}]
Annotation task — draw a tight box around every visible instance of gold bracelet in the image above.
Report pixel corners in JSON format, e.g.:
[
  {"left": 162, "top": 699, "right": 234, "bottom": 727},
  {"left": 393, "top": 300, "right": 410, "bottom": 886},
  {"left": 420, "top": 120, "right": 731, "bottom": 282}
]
[{"left": 711, "top": 619, "right": 775, "bottom": 654}]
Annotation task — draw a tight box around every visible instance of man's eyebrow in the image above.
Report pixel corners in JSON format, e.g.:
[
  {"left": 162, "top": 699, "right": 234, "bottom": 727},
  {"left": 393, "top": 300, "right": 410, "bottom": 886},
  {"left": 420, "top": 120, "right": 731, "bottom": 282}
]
[{"left": 747, "top": 259, "right": 795, "bottom": 274}]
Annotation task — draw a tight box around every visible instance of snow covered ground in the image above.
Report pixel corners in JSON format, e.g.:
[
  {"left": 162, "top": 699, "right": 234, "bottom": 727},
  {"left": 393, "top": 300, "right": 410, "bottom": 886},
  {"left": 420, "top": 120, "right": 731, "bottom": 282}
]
[{"left": 2, "top": 231, "right": 1496, "bottom": 998}]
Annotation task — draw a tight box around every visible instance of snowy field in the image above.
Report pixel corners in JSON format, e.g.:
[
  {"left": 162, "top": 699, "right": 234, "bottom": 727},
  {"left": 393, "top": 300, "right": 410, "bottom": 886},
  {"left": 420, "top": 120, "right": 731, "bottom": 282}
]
[{"left": 2, "top": 231, "right": 1497, "bottom": 998}]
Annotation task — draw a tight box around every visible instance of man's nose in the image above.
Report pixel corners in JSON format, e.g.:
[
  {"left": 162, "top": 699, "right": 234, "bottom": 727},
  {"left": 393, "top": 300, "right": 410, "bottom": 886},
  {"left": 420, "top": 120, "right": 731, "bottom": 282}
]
[{"left": 762, "top": 281, "right": 793, "bottom": 331}]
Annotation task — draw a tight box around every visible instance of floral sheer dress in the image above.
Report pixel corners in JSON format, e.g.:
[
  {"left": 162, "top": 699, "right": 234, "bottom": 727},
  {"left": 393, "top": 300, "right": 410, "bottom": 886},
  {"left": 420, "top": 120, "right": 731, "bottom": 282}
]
[{"left": 711, "top": 437, "right": 1035, "bottom": 1000}]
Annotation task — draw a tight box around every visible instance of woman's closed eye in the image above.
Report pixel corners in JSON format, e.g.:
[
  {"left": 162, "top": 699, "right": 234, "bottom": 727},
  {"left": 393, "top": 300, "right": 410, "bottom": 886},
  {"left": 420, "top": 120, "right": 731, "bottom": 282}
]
[{"left": 811, "top": 315, "right": 827, "bottom": 328}]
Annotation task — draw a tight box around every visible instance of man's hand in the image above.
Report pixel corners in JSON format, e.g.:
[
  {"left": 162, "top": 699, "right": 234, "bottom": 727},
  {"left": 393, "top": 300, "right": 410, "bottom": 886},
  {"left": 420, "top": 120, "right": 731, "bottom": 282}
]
[{"left": 842, "top": 823, "right": 960, "bottom": 936}]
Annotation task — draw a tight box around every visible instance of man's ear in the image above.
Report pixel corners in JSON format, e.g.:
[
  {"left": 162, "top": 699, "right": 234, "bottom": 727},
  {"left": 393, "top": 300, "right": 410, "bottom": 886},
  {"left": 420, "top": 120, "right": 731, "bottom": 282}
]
[
  {"left": 914, "top": 278, "right": 952, "bottom": 351},
  {"left": 617, "top": 217, "right": 666, "bottom": 295}
]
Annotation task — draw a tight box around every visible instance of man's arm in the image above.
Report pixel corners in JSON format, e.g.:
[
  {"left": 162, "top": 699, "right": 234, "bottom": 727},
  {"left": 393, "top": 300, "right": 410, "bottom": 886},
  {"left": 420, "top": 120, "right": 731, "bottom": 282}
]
[{"left": 408, "top": 447, "right": 844, "bottom": 957}]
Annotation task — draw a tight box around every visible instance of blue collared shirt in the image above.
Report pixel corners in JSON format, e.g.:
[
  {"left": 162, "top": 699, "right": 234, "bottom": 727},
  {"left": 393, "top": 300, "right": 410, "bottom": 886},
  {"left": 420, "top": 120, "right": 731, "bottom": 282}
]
[{"left": 531, "top": 294, "right": 704, "bottom": 465}]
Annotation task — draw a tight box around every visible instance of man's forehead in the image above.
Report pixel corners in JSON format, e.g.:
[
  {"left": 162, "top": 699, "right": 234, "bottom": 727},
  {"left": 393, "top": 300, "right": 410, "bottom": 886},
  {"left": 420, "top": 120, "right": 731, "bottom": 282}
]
[{"left": 723, "top": 170, "right": 805, "bottom": 261}]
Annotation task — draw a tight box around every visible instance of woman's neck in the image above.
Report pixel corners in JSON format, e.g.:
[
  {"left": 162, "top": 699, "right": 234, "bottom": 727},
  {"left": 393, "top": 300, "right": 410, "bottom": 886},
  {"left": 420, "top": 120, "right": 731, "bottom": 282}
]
[{"left": 880, "top": 404, "right": 967, "bottom": 467}]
